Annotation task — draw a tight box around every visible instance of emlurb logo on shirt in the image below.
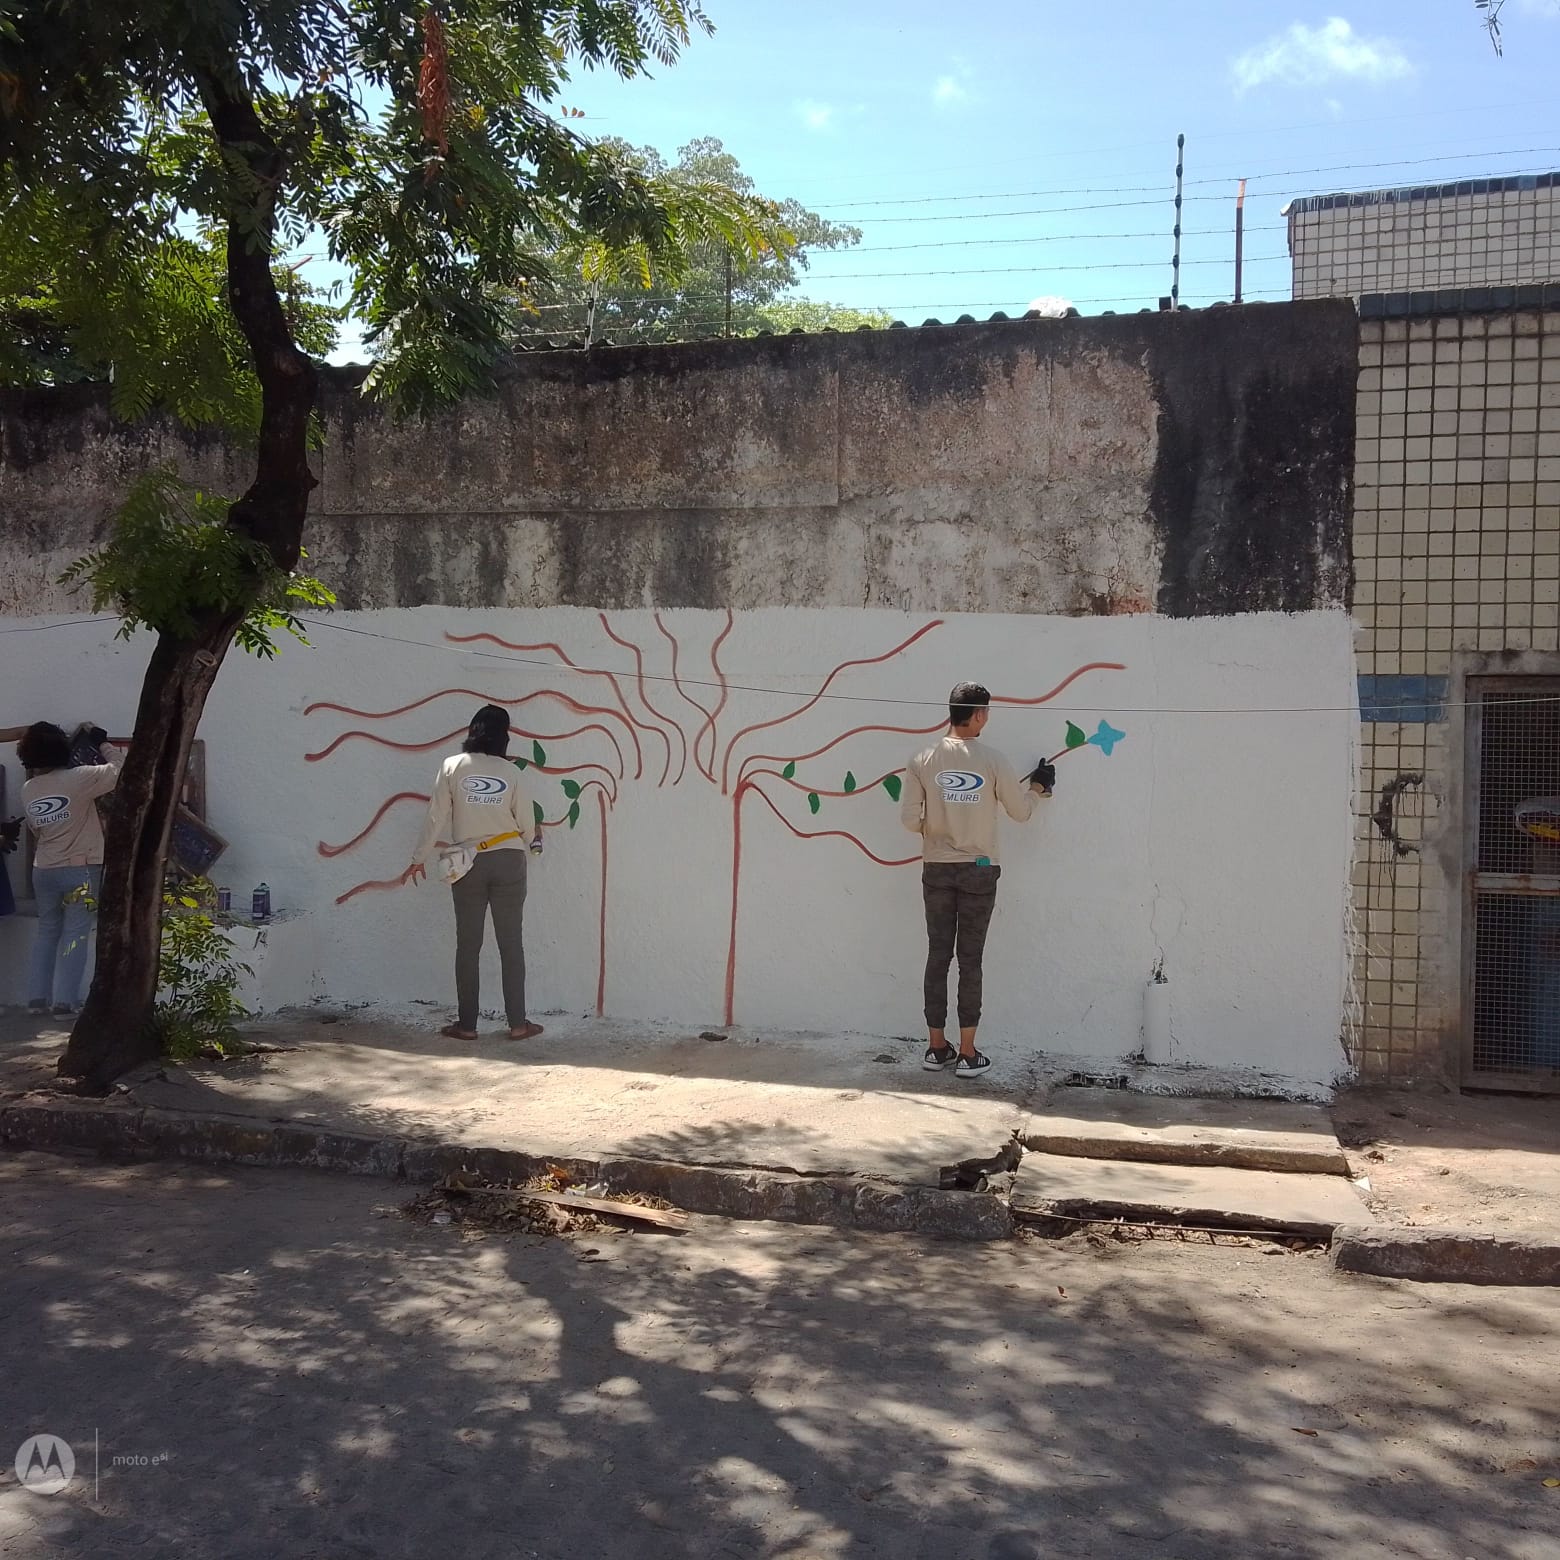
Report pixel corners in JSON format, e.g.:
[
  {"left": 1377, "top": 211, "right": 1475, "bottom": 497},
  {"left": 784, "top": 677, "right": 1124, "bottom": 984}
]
[
  {"left": 462, "top": 775, "right": 510, "bottom": 805},
  {"left": 26, "top": 795, "right": 71, "bottom": 826},
  {"left": 936, "top": 770, "right": 985, "bottom": 804}
]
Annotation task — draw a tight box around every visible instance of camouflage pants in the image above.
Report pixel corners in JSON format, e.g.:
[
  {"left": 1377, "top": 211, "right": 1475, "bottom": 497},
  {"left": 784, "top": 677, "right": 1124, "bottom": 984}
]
[{"left": 922, "top": 862, "right": 1002, "bottom": 1029}]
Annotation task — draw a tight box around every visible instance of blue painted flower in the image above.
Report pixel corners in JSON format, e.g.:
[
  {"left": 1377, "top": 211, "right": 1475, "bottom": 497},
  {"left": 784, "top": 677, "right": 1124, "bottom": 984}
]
[{"left": 1087, "top": 720, "right": 1126, "bottom": 756}]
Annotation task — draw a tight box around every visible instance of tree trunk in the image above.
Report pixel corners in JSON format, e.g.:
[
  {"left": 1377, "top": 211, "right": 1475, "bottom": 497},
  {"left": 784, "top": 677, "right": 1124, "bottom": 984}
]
[
  {"left": 58, "top": 612, "right": 245, "bottom": 1087},
  {"left": 58, "top": 55, "right": 318, "bottom": 1089}
]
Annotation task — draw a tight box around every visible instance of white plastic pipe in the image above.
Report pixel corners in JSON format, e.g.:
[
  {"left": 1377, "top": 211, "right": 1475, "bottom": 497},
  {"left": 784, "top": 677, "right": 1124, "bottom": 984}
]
[{"left": 1143, "top": 976, "right": 1171, "bottom": 1064}]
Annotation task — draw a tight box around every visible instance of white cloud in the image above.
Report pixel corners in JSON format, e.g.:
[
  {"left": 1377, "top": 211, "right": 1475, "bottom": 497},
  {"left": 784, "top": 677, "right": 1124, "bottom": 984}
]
[
  {"left": 794, "top": 99, "right": 836, "bottom": 132},
  {"left": 1027, "top": 295, "right": 1073, "bottom": 318},
  {"left": 932, "top": 60, "right": 976, "bottom": 110},
  {"left": 1231, "top": 17, "right": 1413, "bottom": 93}
]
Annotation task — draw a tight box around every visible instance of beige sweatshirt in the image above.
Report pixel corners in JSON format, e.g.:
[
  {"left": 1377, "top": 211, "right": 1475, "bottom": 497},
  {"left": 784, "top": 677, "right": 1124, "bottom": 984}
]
[
  {"left": 413, "top": 753, "right": 538, "bottom": 865},
  {"left": 900, "top": 734, "right": 1040, "bottom": 865},
  {"left": 23, "top": 755, "right": 122, "bottom": 869}
]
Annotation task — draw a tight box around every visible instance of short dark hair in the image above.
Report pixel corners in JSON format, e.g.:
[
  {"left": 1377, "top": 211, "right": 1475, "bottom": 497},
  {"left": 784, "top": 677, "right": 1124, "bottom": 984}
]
[
  {"left": 18, "top": 721, "right": 71, "bottom": 771},
  {"left": 462, "top": 704, "right": 511, "bottom": 757},
  {"left": 949, "top": 682, "right": 991, "bottom": 728}
]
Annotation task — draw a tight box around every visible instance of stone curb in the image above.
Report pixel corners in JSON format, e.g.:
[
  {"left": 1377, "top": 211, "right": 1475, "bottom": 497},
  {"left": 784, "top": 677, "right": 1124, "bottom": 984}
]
[
  {"left": 1330, "top": 1224, "right": 1560, "bottom": 1287},
  {"left": 1018, "top": 1129, "right": 1349, "bottom": 1177},
  {"left": 0, "top": 1096, "right": 1013, "bottom": 1242}
]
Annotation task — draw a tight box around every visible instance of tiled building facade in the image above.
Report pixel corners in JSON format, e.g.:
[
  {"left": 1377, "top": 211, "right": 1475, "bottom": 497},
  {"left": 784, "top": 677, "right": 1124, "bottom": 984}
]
[
  {"left": 1288, "top": 173, "right": 1560, "bottom": 300},
  {"left": 1352, "top": 300, "right": 1560, "bottom": 1088}
]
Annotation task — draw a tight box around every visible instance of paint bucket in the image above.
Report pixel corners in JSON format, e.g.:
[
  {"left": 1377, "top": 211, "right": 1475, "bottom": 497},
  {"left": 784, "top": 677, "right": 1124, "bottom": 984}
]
[{"left": 1143, "top": 975, "right": 1171, "bottom": 1064}]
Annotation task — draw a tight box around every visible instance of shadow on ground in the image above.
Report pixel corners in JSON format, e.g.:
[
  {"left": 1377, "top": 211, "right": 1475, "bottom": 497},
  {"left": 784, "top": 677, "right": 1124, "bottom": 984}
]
[{"left": 1, "top": 1152, "right": 1556, "bottom": 1559}]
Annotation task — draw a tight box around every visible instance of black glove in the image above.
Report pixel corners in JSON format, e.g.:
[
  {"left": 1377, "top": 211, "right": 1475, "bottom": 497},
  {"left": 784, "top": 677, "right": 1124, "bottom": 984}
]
[
  {"left": 86, "top": 725, "right": 109, "bottom": 748},
  {"left": 1, "top": 817, "right": 20, "bottom": 854},
  {"left": 1026, "top": 757, "right": 1056, "bottom": 792}
]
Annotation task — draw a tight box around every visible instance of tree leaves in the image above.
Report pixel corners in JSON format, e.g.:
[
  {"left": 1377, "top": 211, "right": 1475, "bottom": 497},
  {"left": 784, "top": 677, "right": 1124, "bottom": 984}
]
[
  {"left": 1065, "top": 721, "right": 1087, "bottom": 750},
  {"left": 532, "top": 801, "right": 544, "bottom": 826},
  {"left": 807, "top": 792, "right": 821, "bottom": 815},
  {"left": 560, "top": 778, "right": 582, "bottom": 799},
  {"left": 532, "top": 740, "right": 547, "bottom": 767},
  {"left": 883, "top": 774, "right": 902, "bottom": 802},
  {"left": 782, "top": 761, "right": 796, "bottom": 780},
  {"left": 567, "top": 801, "right": 580, "bottom": 829},
  {"left": 842, "top": 770, "right": 857, "bottom": 793}
]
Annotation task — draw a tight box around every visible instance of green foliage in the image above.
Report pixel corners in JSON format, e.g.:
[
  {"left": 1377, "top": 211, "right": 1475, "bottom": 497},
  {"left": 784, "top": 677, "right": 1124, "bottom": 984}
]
[
  {"left": 1, "top": 3, "right": 771, "bottom": 416},
  {"left": 883, "top": 774, "right": 902, "bottom": 802},
  {"left": 782, "top": 761, "right": 796, "bottom": 780},
  {"left": 532, "top": 138, "right": 879, "bottom": 342},
  {"left": 560, "top": 778, "right": 582, "bottom": 799},
  {"left": 567, "top": 800, "right": 580, "bottom": 828},
  {"left": 154, "top": 878, "right": 253, "bottom": 1060},
  {"left": 58, "top": 469, "right": 335, "bottom": 656},
  {"left": 533, "top": 800, "right": 545, "bottom": 826},
  {"left": 842, "top": 770, "right": 857, "bottom": 794},
  {"left": 532, "top": 740, "right": 548, "bottom": 767},
  {"left": 0, "top": 188, "right": 339, "bottom": 427},
  {"left": 1064, "top": 721, "right": 1087, "bottom": 750},
  {"left": 807, "top": 792, "right": 821, "bottom": 815}
]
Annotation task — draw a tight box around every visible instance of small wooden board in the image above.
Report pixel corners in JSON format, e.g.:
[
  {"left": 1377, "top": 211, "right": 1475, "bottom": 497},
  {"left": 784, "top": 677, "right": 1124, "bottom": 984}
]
[{"left": 467, "top": 1184, "right": 689, "bottom": 1231}]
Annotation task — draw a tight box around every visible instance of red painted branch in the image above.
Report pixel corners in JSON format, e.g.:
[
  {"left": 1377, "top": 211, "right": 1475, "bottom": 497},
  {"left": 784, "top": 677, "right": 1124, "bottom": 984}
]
[
  {"left": 443, "top": 632, "right": 664, "bottom": 780},
  {"left": 655, "top": 612, "right": 716, "bottom": 784},
  {"left": 596, "top": 788, "right": 609, "bottom": 1016},
  {"left": 306, "top": 719, "right": 627, "bottom": 775},
  {"left": 599, "top": 614, "right": 684, "bottom": 787},
  {"left": 719, "top": 619, "right": 944, "bottom": 794},
  {"left": 740, "top": 780, "right": 921, "bottom": 868},
  {"left": 743, "top": 767, "right": 902, "bottom": 800},
  {"left": 317, "top": 792, "right": 430, "bottom": 858},
  {"left": 737, "top": 719, "right": 945, "bottom": 791},
  {"left": 991, "top": 662, "right": 1127, "bottom": 706},
  {"left": 696, "top": 609, "right": 735, "bottom": 786}
]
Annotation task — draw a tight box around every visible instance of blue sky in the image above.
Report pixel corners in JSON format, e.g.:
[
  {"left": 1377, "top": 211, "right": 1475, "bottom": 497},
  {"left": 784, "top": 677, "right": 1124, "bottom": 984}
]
[
  {"left": 535, "top": 0, "right": 1560, "bottom": 320},
  {"left": 323, "top": 3, "right": 1560, "bottom": 356}
]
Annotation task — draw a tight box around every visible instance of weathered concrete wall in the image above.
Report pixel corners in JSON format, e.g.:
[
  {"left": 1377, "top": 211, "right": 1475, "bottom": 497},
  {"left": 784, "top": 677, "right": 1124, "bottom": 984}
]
[
  {"left": 0, "top": 304, "right": 1361, "bottom": 1093},
  {"left": 0, "top": 303, "right": 1357, "bottom": 621}
]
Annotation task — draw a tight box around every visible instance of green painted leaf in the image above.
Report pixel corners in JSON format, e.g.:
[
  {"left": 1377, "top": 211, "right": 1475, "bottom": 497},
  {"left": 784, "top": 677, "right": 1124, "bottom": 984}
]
[
  {"left": 560, "top": 778, "right": 581, "bottom": 799},
  {"left": 567, "top": 801, "right": 581, "bottom": 829},
  {"left": 782, "top": 761, "right": 796, "bottom": 780},
  {"left": 1064, "top": 721, "right": 1087, "bottom": 750},
  {"left": 843, "top": 770, "right": 857, "bottom": 793},
  {"left": 513, "top": 755, "right": 528, "bottom": 771},
  {"left": 532, "top": 740, "right": 547, "bottom": 767},
  {"left": 883, "top": 774, "right": 902, "bottom": 802},
  {"left": 532, "top": 801, "right": 544, "bottom": 826},
  {"left": 807, "top": 792, "right": 821, "bottom": 815}
]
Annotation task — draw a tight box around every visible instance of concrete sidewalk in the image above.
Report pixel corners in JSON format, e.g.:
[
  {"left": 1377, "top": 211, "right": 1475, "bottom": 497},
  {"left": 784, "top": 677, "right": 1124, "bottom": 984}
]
[
  {"left": 3, "top": 1008, "right": 1557, "bottom": 1278},
  {"left": 0, "top": 1009, "right": 1036, "bottom": 1182}
]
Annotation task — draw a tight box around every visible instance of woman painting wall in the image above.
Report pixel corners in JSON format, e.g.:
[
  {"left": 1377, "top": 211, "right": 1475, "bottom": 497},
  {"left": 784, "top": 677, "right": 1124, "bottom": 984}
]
[{"left": 406, "top": 704, "right": 544, "bottom": 1042}]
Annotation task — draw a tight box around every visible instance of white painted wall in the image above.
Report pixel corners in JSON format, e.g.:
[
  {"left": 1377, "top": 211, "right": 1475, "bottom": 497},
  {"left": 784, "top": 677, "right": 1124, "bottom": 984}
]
[{"left": 0, "top": 607, "right": 1358, "bottom": 1091}]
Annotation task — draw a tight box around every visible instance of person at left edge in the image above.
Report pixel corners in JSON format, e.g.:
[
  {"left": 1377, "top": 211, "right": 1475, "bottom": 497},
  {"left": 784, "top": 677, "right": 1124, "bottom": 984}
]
[
  {"left": 404, "top": 704, "right": 544, "bottom": 1043},
  {"left": 16, "top": 721, "right": 122, "bottom": 1015}
]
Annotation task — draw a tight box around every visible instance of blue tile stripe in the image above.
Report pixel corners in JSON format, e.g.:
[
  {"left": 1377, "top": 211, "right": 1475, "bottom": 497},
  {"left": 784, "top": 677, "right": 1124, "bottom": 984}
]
[{"left": 1358, "top": 674, "right": 1448, "bottom": 723}]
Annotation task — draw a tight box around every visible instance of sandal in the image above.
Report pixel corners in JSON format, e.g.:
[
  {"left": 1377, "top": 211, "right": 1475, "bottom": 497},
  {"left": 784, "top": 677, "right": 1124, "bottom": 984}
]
[
  {"left": 440, "top": 1022, "right": 478, "bottom": 1040},
  {"left": 506, "top": 1022, "right": 545, "bottom": 1041}
]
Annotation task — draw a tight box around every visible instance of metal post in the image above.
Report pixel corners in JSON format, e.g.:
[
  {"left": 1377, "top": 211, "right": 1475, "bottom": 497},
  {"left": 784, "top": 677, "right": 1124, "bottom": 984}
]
[
  {"left": 584, "top": 281, "right": 598, "bottom": 348},
  {"left": 1171, "top": 132, "right": 1184, "bottom": 309},
  {"left": 1234, "top": 177, "right": 1246, "bottom": 304}
]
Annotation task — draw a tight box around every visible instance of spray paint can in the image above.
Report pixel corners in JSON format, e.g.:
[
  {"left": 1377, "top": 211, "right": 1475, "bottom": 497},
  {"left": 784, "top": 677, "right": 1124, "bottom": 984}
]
[
  {"left": 216, "top": 886, "right": 232, "bottom": 913},
  {"left": 251, "top": 882, "right": 271, "bottom": 922}
]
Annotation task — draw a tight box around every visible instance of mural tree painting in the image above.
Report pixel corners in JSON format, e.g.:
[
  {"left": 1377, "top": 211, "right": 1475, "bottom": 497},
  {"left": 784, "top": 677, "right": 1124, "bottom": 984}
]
[
  {"left": 306, "top": 615, "right": 1126, "bottom": 1023},
  {"left": 2, "top": 1, "right": 779, "bottom": 1088}
]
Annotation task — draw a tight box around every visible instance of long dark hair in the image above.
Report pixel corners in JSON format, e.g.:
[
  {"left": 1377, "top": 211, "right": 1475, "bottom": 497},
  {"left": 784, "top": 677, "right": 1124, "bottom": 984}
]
[
  {"left": 462, "top": 704, "right": 511, "bottom": 757},
  {"left": 17, "top": 722, "right": 70, "bottom": 772}
]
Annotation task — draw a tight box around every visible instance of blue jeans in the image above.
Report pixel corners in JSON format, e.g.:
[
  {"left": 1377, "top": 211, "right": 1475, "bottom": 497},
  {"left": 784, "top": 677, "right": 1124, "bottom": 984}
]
[{"left": 29, "top": 865, "right": 102, "bottom": 1009}]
